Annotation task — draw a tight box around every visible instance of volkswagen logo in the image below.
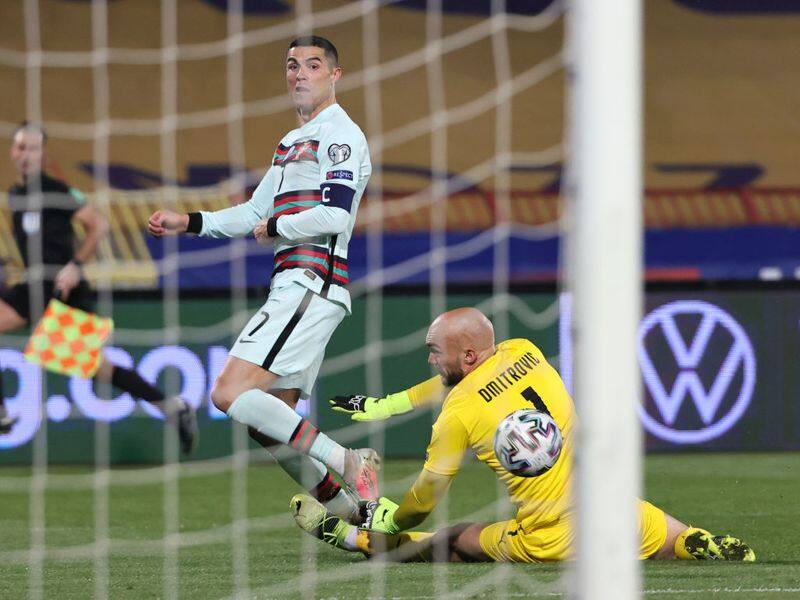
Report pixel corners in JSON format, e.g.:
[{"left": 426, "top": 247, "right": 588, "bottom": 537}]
[{"left": 638, "top": 300, "right": 756, "bottom": 444}]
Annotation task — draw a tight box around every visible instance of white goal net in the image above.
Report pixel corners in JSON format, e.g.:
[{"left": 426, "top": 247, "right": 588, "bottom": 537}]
[{"left": 0, "top": 1, "right": 641, "bottom": 598}]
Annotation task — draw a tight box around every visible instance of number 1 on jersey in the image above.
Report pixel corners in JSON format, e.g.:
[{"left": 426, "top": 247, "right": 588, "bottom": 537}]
[{"left": 521, "top": 386, "right": 551, "bottom": 416}]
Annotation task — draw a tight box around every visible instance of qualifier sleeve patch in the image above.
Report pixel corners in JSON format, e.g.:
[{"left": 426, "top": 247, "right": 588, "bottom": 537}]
[{"left": 327, "top": 143, "right": 351, "bottom": 165}]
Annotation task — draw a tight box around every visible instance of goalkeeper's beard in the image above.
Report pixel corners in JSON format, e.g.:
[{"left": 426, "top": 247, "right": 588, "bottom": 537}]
[{"left": 441, "top": 368, "right": 464, "bottom": 387}]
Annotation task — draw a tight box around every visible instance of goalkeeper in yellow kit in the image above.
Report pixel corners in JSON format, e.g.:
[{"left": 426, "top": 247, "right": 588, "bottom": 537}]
[{"left": 291, "top": 307, "right": 754, "bottom": 563}]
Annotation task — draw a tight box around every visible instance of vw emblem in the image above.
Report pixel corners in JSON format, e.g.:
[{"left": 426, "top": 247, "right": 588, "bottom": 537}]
[{"left": 638, "top": 300, "right": 756, "bottom": 444}]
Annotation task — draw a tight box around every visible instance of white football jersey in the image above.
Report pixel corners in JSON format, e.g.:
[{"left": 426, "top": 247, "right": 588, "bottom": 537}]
[{"left": 199, "top": 103, "right": 372, "bottom": 313}]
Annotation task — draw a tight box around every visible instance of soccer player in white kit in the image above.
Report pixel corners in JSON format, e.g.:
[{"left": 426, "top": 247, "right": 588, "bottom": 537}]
[{"left": 148, "top": 36, "right": 376, "bottom": 520}]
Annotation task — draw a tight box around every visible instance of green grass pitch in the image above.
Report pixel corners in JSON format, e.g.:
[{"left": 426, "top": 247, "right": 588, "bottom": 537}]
[{"left": 1, "top": 453, "right": 798, "bottom": 599}]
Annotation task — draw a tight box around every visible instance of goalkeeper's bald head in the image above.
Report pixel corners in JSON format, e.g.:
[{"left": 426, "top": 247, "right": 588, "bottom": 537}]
[{"left": 425, "top": 308, "right": 496, "bottom": 386}]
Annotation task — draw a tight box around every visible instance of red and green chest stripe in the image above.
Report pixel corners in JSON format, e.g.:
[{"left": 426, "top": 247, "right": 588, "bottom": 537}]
[
  {"left": 270, "top": 140, "right": 348, "bottom": 286},
  {"left": 273, "top": 244, "right": 349, "bottom": 285},
  {"left": 273, "top": 189, "right": 322, "bottom": 218},
  {"left": 273, "top": 140, "right": 319, "bottom": 166}
]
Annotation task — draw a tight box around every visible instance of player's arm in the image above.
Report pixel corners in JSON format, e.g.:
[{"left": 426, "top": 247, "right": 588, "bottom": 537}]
[
  {"left": 148, "top": 170, "right": 273, "bottom": 239},
  {"left": 55, "top": 196, "right": 108, "bottom": 299},
  {"left": 253, "top": 184, "right": 351, "bottom": 242},
  {"left": 330, "top": 375, "right": 446, "bottom": 421},
  {"left": 399, "top": 413, "right": 466, "bottom": 530},
  {"left": 71, "top": 202, "right": 109, "bottom": 264},
  {"left": 366, "top": 413, "right": 467, "bottom": 533},
  {"left": 393, "top": 469, "right": 454, "bottom": 530},
  {"left": 148, "top": 200, "right": 264, "bottom": 239},
  {"left": 363, "top": 468, "right": 455, "bottom": 533}
]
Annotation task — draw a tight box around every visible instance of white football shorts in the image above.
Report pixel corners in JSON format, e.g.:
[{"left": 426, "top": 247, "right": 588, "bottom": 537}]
[{"left": 229, "top": 281, "right": 346, "bottom": 397}]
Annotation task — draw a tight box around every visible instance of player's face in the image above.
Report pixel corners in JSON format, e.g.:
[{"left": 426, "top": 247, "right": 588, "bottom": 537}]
[
  {"left": 10, "top": 129, "right": 44, "bottom": 178},
  {"left": 286, "top": 46, "right": 341, "bottom": 113},
  {"left": 426, "top": 326, "right": 465, "bottom": 386}
]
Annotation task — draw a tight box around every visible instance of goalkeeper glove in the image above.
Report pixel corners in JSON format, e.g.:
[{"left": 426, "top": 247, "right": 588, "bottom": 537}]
[
  {"left": 329, "top": 391, "right": 413, "bottom": 422},
  {"left": 358, "top": 496, "right": 400, "bottom": 534}
]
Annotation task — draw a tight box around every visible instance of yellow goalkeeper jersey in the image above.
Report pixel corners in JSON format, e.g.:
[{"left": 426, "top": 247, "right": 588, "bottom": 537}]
[{"left": 422, "top": 338, "right": 575, "bottom": 531}]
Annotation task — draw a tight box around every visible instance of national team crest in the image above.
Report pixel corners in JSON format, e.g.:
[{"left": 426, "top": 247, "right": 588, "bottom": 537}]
[{"left": 327, "top": 143, "right": 351, "bottom": 165}]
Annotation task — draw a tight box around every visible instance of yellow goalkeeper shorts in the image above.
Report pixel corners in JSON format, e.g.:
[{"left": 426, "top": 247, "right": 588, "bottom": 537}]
[
  {"left": 637, "top": 500, "right": 668, "bottom": 559},
  {"left": 478, "top": 500, "right": 667, "bottom": 562}
]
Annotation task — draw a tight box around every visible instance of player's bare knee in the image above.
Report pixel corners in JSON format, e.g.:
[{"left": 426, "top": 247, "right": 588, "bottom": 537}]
[
  {"left": 652, "top": 512, "right": 689, "bottom": 560},
  {"left": 210, "top": 380, "right": 236, "bottom": 413}
]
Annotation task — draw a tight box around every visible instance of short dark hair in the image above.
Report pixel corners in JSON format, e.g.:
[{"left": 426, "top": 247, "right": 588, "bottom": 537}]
[
  {"left": 13, "top": 121, "right": 48, "bottom": 144},
  {"left": 287, "top": 36, "right": 339, "bottom": 67}
]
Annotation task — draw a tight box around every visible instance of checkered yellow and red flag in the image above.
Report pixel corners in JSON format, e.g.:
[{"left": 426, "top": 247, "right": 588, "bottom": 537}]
[{"left": 23, "top": 299, "right": 114, "bottom": 378}]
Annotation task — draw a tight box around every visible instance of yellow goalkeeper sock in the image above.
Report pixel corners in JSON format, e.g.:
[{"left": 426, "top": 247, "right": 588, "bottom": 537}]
[{"left": 675, "top": 526, "right": 724, "bottom": 560}]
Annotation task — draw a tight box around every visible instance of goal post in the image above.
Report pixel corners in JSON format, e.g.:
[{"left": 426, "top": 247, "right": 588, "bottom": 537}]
[{"left": 566, "top": 0, "right": 643, "bottom": 598}]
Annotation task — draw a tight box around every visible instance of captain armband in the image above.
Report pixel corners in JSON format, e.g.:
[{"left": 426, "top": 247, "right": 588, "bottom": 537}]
[{"left": 320, "top": 183, "right": 355, "bottom": 212}]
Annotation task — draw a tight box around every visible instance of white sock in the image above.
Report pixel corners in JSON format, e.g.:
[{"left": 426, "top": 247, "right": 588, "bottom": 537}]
[
  {"left": 228, "top": 389, "right": 347, "bottom": 475},
  {"left": 323, "top": 488, "right": 357, "bottom": 521},
  {"left": 228, "top": 389, "right": 302, "bottom": 444},
  {"left": 270, "top": 449, "right": 328, "bottom": 487},
  {"left": 268, "top": 449, "right": 355, "bottom": 519},
  {"left": 314, "top": 442, "right": 345, "bottom": 476}
]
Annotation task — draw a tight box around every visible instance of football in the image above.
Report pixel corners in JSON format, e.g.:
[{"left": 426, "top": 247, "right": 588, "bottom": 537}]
[{"left": 493, "top": 409, "right": 563, "bottom": 477}]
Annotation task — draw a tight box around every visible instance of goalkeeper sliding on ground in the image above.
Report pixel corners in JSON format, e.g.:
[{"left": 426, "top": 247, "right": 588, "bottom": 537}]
[{"left": 291, "top": 307, "right": 755, "bottom": 563}]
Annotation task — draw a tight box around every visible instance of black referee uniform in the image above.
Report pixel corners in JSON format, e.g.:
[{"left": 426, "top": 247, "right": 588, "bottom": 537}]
[
  {"left": 0, "top": 171, "right": 199, "bottom": 451},
  {"left": 2, "top": 172, "right": 93, "bottom": 322}
]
